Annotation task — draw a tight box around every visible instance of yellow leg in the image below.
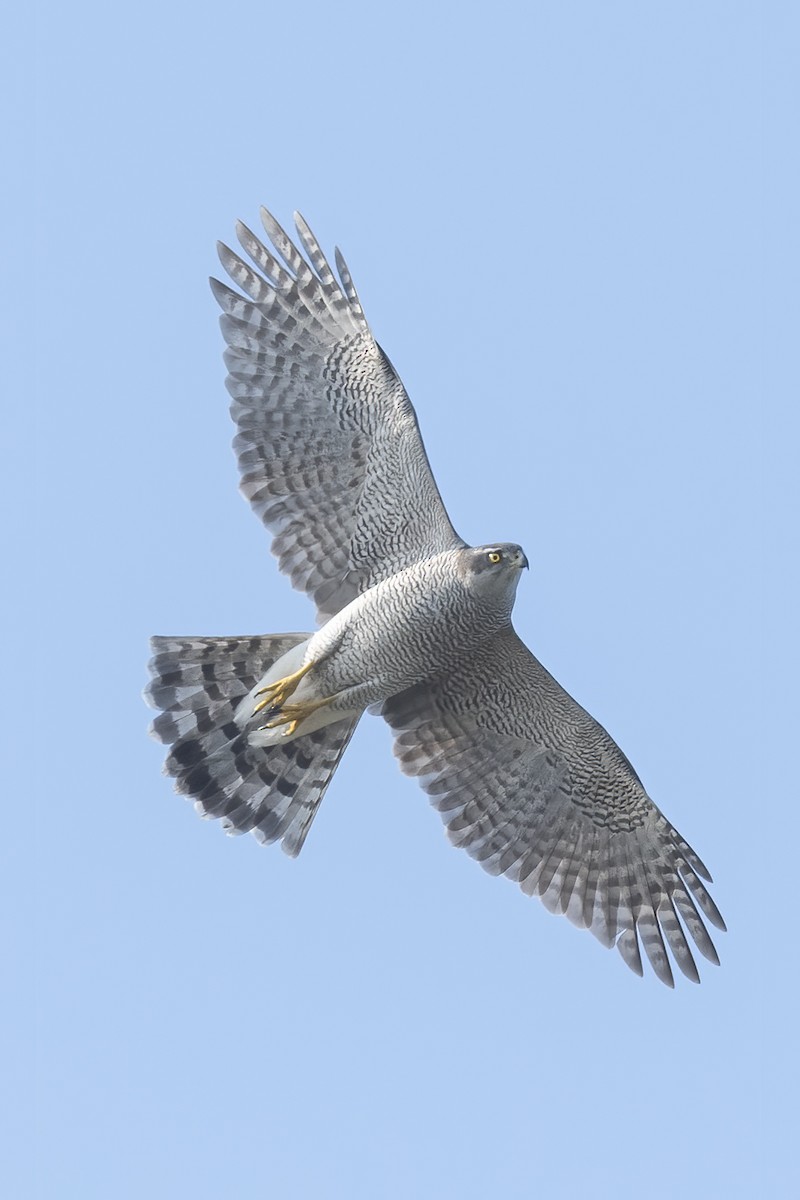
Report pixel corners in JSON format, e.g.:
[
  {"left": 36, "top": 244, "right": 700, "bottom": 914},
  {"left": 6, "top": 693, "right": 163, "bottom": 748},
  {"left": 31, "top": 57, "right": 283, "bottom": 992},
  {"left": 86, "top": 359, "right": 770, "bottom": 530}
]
[
  {"left": 252, "top": 660, "right": 314, "bottom": 716},
  {"left": 260, "top": 696, "right": 334, "bottom": 737}
]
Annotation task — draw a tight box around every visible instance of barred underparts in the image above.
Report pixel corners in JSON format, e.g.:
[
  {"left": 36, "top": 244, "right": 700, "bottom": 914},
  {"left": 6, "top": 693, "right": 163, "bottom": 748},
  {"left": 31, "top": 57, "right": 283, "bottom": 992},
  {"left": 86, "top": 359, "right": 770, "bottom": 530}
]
[{"left": 146, "top": 207, "right": 725, "bottom": 987}]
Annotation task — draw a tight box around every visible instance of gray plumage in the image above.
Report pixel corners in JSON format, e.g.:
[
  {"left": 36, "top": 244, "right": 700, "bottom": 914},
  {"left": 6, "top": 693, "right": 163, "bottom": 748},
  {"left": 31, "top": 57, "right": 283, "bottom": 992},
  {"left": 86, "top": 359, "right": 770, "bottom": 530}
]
[
  {"left": 147, "top": 635, "right": 359, "bottom": 856},
  {"left": 146, "top": 206, "right": 725, "bottom": 987},
  {"left": 211, "top": 209, "right": 462, "bottom": 622}
]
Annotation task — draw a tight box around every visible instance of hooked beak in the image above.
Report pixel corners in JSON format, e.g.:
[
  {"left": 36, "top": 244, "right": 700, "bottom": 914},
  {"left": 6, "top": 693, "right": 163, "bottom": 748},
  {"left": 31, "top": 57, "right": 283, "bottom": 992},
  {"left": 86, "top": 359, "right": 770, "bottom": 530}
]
[{"left": 515, "top": 549, "right": 529, "bottom": 570}]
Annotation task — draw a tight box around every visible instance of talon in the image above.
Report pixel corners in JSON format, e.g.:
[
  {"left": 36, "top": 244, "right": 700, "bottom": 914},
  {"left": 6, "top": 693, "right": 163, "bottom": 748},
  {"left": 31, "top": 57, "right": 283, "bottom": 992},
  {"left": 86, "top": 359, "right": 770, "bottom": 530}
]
[
  {"left": 252, "top": 660, "right": 314, "bottom": 716},
  {"left": 254, "top": 693, "right": 290, "bottom": 717},
  {"left": 257, "top": 696, "right": 333, "bottom": 736}
]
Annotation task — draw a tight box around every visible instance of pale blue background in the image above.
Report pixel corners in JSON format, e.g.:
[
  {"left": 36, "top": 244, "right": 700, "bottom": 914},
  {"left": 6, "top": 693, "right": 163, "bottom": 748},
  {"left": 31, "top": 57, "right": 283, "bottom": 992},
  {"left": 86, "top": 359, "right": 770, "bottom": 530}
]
[{"left": 12, "top": 2, "right": 796, "bottom": 1197}]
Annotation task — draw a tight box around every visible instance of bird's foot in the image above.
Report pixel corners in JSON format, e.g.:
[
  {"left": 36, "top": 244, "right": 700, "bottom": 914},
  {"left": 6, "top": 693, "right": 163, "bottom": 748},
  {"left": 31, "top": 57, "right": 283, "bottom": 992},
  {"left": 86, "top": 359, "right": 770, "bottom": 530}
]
[
  {"left": 252, "top": 660, "right": 314, "bottom": 716},
  {"left": 259, "top": 696, "right": 333, "bottom": 738}
]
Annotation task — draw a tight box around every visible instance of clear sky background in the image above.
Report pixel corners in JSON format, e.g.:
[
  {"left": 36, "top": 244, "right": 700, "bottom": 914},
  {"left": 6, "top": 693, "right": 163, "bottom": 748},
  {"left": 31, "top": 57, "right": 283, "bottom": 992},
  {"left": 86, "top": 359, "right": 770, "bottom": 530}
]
[{"left": 11, "top": 2, "right": 796, "bottom": 1197}]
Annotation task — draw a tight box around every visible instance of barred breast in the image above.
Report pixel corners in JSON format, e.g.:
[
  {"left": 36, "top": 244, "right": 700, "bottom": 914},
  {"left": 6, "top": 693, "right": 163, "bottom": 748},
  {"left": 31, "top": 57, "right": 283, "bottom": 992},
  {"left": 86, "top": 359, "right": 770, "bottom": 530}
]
[{"left": 307, "top": 548, "right": 511, "bottom": 709}]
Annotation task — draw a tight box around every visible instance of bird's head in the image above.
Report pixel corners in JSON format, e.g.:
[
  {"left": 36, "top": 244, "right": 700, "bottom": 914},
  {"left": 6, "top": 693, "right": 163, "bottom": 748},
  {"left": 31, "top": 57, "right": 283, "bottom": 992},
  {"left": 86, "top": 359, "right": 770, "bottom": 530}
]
[{"left": 459, "top": 543, "right": 529, "bottom": 611}]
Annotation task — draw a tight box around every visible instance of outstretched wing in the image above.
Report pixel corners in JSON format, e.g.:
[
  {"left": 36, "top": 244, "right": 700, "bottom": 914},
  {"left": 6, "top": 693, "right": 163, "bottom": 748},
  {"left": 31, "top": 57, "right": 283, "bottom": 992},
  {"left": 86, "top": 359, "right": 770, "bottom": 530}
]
[
  {"left": 380, "top": 627, "right": 725, "bottom": 987},
  {"left": 211, "top": 208, "right": 464, "bottom": 621}
]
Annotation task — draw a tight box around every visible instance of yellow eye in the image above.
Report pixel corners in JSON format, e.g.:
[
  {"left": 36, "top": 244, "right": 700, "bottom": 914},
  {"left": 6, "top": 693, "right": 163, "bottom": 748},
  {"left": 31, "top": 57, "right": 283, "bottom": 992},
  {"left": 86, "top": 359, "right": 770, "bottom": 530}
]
[{"left": 487, "top": 551, "right": 502, "bottom": 564}]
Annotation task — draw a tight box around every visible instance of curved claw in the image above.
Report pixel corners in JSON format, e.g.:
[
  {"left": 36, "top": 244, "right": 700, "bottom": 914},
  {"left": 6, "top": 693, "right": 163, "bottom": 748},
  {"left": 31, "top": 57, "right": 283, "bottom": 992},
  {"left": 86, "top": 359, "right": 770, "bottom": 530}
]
[
  {"left": 252, "top": 660, "right": 314, "bottom": 716},
  {"left": 259, "top": 696, "right": 333, "bottom": 737}
]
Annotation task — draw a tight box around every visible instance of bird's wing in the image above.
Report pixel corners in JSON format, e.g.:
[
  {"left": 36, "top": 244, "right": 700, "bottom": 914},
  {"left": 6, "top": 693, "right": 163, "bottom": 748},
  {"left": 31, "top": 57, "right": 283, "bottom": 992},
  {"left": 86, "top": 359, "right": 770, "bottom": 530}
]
[
  {"left": 211, "top": 208, "right": 464, "bottom": 621},
  {"left": 379, "top": 626, "right": 725, "bottom": 986}
]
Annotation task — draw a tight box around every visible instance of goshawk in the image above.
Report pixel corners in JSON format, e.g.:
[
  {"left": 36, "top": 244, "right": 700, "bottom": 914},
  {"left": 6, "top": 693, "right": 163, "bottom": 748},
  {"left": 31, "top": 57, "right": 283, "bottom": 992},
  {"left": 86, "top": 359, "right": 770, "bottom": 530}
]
[{"left": 146, "top": 207, "right": 725, "bottom": 987}]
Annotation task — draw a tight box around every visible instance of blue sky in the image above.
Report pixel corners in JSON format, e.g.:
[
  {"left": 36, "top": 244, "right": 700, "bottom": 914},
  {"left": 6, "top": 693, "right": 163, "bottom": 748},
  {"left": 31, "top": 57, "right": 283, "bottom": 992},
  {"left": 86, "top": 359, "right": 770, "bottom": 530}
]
[{"left": 13, "top": 2, "right": 796, "bottom": 1197}]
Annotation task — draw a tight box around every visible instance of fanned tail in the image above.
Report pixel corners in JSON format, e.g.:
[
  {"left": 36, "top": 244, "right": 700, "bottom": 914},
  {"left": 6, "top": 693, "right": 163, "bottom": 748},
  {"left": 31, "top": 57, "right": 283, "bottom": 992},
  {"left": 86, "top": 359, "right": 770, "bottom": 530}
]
[{"left": 145, "top": 634, "right": 359, "bottom": 856}]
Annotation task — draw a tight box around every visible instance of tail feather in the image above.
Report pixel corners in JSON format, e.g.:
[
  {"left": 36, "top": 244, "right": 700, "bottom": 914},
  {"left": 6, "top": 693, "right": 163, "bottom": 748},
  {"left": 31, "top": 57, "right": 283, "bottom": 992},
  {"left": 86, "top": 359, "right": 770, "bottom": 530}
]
[{"left": 145, "top": 635, "right": 359, "bottom": 856}]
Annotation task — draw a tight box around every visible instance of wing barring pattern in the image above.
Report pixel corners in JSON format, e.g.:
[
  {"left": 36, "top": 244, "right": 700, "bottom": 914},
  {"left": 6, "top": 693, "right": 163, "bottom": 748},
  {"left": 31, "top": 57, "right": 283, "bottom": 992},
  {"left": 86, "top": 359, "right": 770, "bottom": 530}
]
[{"left": 212, "top": 208, "right": 463, "bottom": 621}]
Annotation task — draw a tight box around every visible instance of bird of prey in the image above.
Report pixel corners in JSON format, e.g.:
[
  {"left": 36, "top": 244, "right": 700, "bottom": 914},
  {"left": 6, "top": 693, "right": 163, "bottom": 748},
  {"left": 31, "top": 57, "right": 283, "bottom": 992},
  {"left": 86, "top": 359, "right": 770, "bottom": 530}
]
[{"left": 146, "top": 206, "right": 725, "bottom": 987}]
